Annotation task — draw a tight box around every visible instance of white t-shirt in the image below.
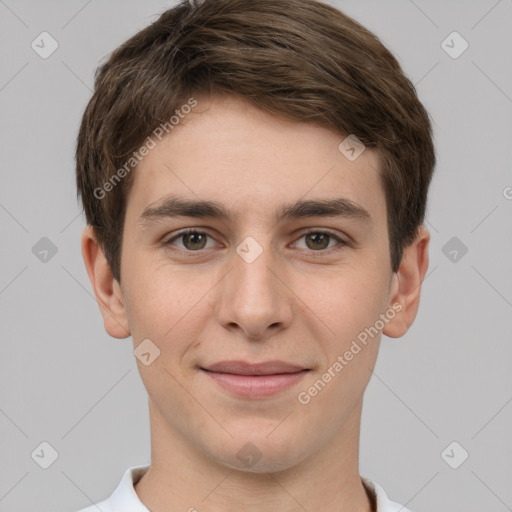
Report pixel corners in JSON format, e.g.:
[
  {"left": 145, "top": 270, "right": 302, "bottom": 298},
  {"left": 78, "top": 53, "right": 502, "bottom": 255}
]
[{"left": 75, "top": 465, "right": 412, "bottom": 512}]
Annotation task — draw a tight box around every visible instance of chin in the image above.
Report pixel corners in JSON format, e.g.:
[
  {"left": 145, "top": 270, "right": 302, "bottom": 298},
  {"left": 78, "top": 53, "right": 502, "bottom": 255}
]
[
  {"left": 211, "top": 434, "right": 310, "bottom": 475},
  {"left": 221, "top": 453, "right": 304, "bottom": 474}
]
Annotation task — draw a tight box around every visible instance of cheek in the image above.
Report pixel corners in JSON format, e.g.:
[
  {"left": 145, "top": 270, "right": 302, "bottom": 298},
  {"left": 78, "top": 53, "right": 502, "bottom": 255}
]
[
  {"left": 309, "top": 280, "right": 389, "bottom": 403},
  {"left": 122, "top": 256, "right": 213, "bottom": 357},
  {"left": 127, "top": 285, "right": 195, "bottom": 339},
  {"left": 297, "top": 270, "right": 388, "bottom": 418},
  {"left": 309, "top": 263, "right": 389, "bottom": 344}
]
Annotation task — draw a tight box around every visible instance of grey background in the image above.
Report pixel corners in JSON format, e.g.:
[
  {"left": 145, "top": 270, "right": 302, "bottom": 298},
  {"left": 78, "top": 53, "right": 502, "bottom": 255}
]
[{"left": 0, "top": 0, "right": 511, "bottom": 511}]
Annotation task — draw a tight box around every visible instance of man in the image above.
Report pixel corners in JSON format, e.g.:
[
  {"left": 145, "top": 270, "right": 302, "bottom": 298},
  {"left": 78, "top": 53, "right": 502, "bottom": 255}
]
[{"left": 75, "top": 0, "right": 435, "bottom": 510}]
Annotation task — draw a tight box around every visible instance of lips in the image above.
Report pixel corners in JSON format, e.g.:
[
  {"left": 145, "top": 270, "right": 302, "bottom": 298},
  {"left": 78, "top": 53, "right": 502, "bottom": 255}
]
[
  {"left": 201, "top": 360, "right": 308, "bottom": 376},
  {"left": 200, "top": 360, "right": 310, "bottom": 398}
]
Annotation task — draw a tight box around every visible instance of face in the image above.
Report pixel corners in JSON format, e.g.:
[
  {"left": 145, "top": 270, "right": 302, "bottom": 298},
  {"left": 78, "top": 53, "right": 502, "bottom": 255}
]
[{"left": 112, "top": 94, "right": 400, "bottom": 472}]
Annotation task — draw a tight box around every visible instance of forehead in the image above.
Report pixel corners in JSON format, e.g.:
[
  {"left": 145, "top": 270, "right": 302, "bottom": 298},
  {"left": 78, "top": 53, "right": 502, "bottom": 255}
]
[{"left": 126, "top": 94, "right": 386, "bottom": 226}]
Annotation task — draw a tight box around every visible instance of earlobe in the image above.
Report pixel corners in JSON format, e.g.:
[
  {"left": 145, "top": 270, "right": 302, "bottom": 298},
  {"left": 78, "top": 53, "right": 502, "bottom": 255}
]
[
  {"left": 81, "top": 226, "right": 131, "bottom": 339},
  {"left": 383, "top": 226, "right": 430, "bottom": 339}
]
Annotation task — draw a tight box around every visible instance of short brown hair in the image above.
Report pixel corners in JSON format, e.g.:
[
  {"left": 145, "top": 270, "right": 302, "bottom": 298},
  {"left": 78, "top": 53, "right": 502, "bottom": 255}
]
[{"left": 76, "top": 0, "right": 436, "bottom": 283}]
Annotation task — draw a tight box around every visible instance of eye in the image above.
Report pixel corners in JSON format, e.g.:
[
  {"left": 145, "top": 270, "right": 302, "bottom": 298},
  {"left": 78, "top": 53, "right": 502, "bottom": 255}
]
[
  {"left": 164, "top": 229, "right": 216, "bottom": 251},
  {"left": 292, "top": 230, "right": 347, "bottom": 253},
  {"left": 163, "top": 228, "right": 348, "bottom": 255}
]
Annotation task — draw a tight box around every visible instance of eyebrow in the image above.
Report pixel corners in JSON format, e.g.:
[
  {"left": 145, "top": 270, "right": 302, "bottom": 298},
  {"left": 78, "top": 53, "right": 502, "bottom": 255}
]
[{"left": 138, "top": 194, "right": 372, "bottom": 227}]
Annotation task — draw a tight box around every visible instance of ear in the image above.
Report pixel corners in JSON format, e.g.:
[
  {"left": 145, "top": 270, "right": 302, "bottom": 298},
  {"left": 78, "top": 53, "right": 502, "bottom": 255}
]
[
  {"left": 81, "top": 225, "right": 131, "bottom": 339},
  {"left": 383, "top": 226, "right": 430, "bottom": 339}
]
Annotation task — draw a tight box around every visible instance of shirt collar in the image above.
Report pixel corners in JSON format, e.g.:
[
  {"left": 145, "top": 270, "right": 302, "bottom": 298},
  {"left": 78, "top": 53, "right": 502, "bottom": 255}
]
[
  {"left": 107, "top": 464, "right": 150, "bottom": 511},
  {"left": 106, "top": 464, "right": 412, "bottom": 512},
  {"left": 362, "top": 477, "right": 413, "bottom": 512}
]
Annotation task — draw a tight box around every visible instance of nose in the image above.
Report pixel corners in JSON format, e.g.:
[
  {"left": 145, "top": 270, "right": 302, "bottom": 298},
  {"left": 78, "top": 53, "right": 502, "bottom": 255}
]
[{"left": 215, "top": 236, "right": 294, "bottom": 341}]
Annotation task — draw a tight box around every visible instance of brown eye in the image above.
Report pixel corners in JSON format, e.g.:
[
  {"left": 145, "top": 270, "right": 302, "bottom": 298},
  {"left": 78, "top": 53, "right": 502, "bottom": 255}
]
[
  {"left": 181, "top": 232, "right": 208, "bottom": 250},
  {"left": 304, "top": 232, "right": 331, "bottom": 250},
  {"left": 294, "top": 230, "right": 346, "bottom": 253},
  {"left": 165, "top": 230, "right": 214, "bottom": 251}
]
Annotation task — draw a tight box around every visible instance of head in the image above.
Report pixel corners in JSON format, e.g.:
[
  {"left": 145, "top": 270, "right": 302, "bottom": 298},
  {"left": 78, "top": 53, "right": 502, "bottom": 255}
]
[{"left": 78, "top": 0, "right": 435, "bottom": 473}]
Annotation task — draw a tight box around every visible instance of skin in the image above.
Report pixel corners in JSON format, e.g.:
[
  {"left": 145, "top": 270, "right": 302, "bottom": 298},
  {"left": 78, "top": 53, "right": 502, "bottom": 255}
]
[{"left": 82, "top": 93, "right": 430, "bottom": 512}]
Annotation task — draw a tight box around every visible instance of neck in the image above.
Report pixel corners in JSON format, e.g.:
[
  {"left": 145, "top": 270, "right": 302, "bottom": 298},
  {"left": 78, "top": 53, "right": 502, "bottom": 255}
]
[{"left": 135, "top": 399, "right": 373, "bottom": 512}]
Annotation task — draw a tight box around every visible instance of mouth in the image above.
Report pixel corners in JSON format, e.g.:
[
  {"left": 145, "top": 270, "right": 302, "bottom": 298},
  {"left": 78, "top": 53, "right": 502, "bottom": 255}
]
[{"left": 200, "top": 360, "right": 310, "bottom": 398}]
